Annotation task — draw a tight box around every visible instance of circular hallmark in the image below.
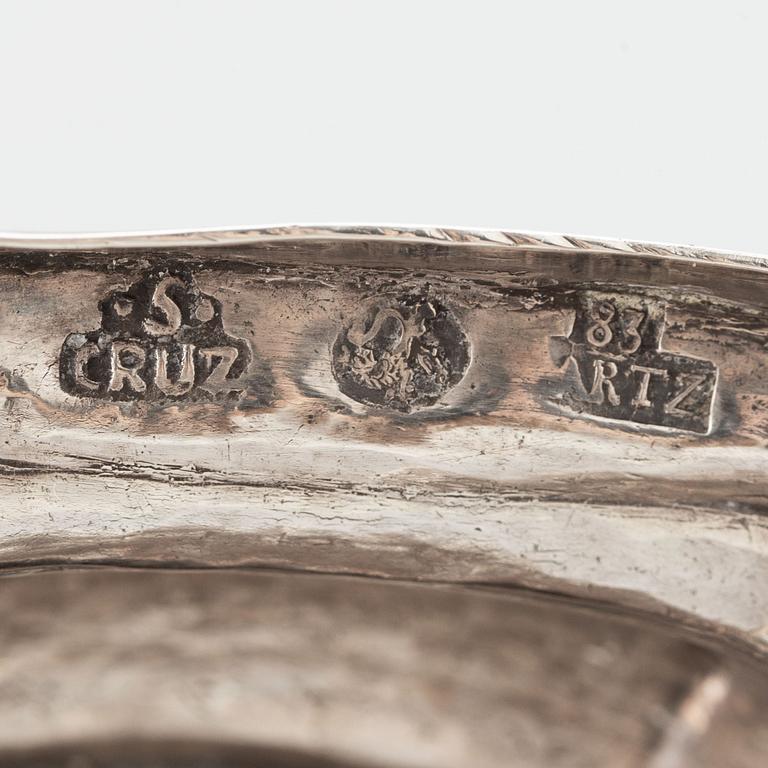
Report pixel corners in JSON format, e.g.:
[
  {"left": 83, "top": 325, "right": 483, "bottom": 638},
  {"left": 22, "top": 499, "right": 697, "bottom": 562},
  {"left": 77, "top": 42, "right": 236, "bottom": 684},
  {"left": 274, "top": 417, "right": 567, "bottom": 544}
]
[{"left": 332, "top": 295, "right": 470, "bottom": 411}]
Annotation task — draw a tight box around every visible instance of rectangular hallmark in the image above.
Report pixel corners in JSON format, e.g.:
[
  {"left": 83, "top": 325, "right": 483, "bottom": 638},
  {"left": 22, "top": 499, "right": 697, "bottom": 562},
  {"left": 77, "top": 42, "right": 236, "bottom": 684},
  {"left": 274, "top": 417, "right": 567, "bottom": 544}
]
[{"left": 550, "top": 293, "right": 718, "bottom": 434}]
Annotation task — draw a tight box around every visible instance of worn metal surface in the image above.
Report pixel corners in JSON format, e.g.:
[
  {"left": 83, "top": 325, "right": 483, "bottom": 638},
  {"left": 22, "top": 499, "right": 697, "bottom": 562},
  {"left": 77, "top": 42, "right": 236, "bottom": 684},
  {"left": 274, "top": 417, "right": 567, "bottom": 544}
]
[
  {"left": 1, "top": 568, "right": 767, "bottom": 768},
  {"left": 0, "top": 226, "right": 767, "bottom": 765}
]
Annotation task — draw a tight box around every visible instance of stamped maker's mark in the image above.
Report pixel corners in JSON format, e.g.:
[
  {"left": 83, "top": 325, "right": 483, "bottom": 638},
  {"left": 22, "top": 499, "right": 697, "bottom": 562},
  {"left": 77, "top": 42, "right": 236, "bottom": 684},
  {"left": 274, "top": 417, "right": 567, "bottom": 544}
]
[
  {"left": 550, "top": 293, "right": 717, "bottom": 434},
  {"left": 60, "top": 268, "right": 251, "bottom": 402},
  {"left": 332, "top": 295, "right": 470, "bottom": 412}
]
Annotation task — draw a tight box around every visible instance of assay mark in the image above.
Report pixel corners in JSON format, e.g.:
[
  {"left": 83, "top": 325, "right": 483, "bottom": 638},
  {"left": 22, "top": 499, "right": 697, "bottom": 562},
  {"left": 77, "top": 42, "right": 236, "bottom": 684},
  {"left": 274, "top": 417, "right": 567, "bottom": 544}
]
[
  {"left": 59, "top": 268, "right": 251, "bottom": 402},
  {"left": 550, "top": 293, "right": 717, "bottom": 434},
  {"left": 332, "top": 294, "right": 470, "bottom": 412}
]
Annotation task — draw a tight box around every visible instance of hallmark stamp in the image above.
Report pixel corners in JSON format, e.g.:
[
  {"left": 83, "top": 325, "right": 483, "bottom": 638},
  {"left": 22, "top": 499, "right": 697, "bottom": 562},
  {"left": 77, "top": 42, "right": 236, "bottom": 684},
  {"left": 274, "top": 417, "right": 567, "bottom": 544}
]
[
  {"left": 550, "top": 293, "right": 717, "bottom": 433},
  {"left": 60, "top": 268, "right": 251, "bottom": 401},
  {"left": 332, "top": 295, "right": 470, "bottom": 411}
]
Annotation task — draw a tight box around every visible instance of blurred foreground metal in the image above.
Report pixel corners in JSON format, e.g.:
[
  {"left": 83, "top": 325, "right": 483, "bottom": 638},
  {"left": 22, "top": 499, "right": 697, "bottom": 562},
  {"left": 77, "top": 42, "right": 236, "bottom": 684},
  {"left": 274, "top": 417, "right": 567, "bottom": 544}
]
[{"left": 0, "top": 227, "right": 766, "bottom": 766}]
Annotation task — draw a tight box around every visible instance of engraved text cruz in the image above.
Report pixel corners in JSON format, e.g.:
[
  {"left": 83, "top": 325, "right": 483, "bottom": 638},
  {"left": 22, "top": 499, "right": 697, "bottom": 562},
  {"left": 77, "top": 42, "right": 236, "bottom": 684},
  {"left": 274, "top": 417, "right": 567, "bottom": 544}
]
[{"left": 60, "top": 269, "right": 251, "bottom": 402}]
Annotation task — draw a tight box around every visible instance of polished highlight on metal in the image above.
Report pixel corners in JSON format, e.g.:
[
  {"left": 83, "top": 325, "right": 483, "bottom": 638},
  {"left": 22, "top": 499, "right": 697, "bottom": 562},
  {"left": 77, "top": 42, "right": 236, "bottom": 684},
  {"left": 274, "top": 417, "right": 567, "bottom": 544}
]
[{"left": 0, "top": 226, "right": 767, "bottom": 767}]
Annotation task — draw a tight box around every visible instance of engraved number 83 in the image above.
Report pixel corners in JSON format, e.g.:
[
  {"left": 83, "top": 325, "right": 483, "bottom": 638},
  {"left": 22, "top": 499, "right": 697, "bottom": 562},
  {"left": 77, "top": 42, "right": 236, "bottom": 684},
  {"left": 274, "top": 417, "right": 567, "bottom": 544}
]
[{"left": 586, "top": 301, "right": 642, "bottom": 354}]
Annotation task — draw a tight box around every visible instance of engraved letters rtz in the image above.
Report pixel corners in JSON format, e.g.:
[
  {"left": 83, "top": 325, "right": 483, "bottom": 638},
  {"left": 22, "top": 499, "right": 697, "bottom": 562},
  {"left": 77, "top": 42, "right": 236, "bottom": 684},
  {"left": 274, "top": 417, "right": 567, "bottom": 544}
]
[
  {"left": 550, "top": 293, "right": 717, "bottom": 433},
  {"left": 332, "top": 295, "right": 470, "bottom": 411},
  {"left": 60, "top": 268, "right": 251, "bottom": 402}
]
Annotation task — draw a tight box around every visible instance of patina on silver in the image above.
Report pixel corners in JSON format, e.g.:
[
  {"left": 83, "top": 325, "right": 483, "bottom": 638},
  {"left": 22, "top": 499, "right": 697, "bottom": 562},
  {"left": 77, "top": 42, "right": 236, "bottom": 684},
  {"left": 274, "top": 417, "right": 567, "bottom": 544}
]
[{"left": 0, "top": 226, "right": 767, "bottom": 767}]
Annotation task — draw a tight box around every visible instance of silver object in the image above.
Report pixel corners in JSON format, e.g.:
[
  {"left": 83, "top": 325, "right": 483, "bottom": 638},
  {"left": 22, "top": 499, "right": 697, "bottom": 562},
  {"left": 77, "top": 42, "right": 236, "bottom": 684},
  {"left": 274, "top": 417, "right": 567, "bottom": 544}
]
[{"left": 0, "top": 226, "right": 766, "bottom": 767}]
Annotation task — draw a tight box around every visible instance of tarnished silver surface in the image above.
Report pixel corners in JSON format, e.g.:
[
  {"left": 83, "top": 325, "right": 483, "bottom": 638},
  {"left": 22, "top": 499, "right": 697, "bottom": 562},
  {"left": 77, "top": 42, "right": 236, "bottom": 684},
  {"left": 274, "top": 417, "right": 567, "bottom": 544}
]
[{"left": 0, "top": 226, "right": 767, "bottom": 766}]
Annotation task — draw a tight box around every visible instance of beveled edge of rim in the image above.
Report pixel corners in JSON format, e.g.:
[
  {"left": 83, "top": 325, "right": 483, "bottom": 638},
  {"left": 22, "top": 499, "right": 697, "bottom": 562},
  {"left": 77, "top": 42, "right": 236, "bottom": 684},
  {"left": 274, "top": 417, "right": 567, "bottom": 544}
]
[{"left": 0, "top": 224, "right": 766, "bottom": 272}]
